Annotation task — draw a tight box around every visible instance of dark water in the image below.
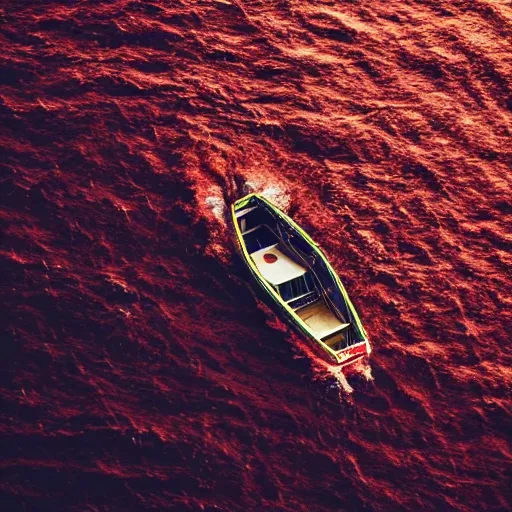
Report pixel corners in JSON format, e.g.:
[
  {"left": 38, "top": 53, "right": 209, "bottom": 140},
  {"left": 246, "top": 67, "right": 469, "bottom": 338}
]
[{"left": 1, "top": 1, "right": 511, "bottom": 511}]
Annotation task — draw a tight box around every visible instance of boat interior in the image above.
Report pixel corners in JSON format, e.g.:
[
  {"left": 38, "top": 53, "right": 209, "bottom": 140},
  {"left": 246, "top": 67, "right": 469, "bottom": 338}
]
[{"left": 236, "top": 203, "right": 354, "bottom": 351}]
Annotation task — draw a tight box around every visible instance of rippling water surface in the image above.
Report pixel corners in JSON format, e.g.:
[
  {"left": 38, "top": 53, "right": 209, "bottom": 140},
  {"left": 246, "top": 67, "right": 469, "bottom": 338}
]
[{"left": 1, "top": 1, "right": 511, "bottom": 511}]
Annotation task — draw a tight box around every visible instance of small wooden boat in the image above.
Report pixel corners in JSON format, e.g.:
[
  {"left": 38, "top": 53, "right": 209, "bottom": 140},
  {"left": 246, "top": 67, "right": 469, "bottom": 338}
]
[{"left": 231, "top": 193, "right": 371, "bottom": 367}]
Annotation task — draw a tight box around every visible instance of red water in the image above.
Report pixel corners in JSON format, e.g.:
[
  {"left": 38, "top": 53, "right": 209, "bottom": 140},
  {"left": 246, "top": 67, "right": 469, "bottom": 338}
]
[{"left": 1, "top": 1, "right": 511, "bottom": 511}]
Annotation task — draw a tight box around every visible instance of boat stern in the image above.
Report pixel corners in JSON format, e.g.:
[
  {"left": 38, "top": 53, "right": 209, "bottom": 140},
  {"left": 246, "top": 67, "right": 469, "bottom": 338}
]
[{"left": 332, "top": 340, "right": 371, "bottom": 368}]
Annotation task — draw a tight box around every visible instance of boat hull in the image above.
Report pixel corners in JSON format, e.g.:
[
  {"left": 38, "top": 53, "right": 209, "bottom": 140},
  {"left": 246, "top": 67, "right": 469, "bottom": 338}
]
[{"left": 231, "top": 194, "right": 371, "bottom": 367}]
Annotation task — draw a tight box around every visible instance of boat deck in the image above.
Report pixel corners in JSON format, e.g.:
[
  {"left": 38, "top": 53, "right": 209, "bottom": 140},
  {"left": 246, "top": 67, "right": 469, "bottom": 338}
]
[{"left": 297, "top": 300, "right": 350, "bottom": 346}]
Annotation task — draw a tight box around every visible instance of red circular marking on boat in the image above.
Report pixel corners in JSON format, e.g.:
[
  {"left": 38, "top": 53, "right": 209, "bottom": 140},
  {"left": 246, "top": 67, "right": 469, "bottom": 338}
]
[{"left": 263, "top": 253, "right": 278, "bottom": 263}]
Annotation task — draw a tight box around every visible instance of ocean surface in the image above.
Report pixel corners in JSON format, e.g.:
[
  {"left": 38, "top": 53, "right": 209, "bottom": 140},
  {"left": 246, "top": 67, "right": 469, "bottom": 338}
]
[{"left": 1, "top": 1, "right": 511, "bottom": 511}]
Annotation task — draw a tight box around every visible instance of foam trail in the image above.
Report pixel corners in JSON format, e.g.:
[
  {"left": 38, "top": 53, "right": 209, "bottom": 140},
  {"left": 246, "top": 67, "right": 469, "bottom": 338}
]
[
  {"left": 360, "top": 363, "right": 374, "bottom": 382},
  {"left": 244, "top": 179, "right": 291, "bottom": 212},
  {"left": 204, "top": 185, "right": 227, "bottom": 223},
  {"left": 292, "top": 338, "right": 372, "bottom": 398},
  {"left": 329, "top": 365, "right": 354, "bottom": 395}
]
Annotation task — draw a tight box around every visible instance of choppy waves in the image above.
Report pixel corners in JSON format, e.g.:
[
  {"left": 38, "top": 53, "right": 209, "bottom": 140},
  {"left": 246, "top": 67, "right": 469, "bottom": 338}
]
[{"left": 1, "top": 1, "right": 511, "bottom": 511}]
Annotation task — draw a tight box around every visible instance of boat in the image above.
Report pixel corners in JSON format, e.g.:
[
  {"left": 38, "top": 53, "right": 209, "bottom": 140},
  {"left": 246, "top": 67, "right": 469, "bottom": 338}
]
[{"left": 231, "top": 193, "right": 371, "bottom": 367}]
